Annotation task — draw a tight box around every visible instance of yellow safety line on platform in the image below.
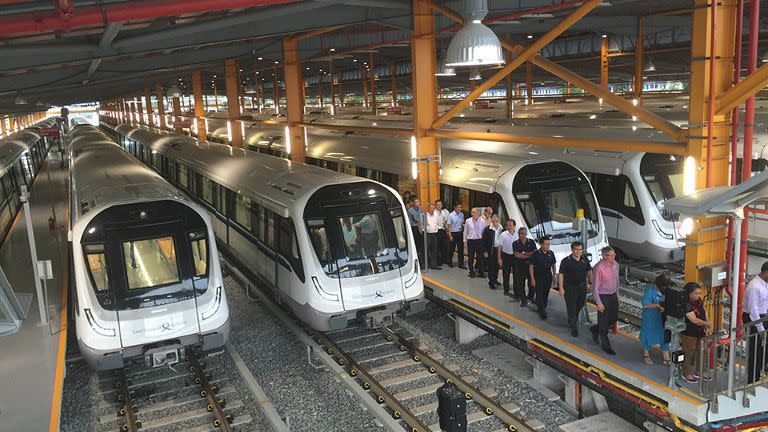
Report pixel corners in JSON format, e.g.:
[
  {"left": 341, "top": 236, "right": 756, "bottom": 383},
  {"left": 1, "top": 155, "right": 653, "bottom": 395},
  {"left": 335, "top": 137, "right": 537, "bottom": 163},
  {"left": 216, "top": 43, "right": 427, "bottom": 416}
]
[
  {"left": 422, "top": 276, "right": 700, "bottom": 405},
  {"left": 49, "top": 160, "right": 69, "bottom": 432}
]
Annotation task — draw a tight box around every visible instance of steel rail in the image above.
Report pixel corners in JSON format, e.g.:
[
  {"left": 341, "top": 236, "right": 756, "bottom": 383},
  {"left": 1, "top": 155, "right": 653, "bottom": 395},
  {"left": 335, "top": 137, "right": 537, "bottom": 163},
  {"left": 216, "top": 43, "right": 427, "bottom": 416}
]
[
  {"left": 115, "top": 369, "right": 141, "bottom": 432},
  {"left": 189, "top": 355, "right": 233, "bottom": 431}
]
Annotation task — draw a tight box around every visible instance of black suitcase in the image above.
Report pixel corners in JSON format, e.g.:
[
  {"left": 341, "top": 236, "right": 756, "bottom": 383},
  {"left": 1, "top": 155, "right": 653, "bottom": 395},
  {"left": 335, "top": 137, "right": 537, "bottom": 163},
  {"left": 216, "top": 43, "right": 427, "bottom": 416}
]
[{"left": 436, "top": 382, "right": 467, "bottom": 432}]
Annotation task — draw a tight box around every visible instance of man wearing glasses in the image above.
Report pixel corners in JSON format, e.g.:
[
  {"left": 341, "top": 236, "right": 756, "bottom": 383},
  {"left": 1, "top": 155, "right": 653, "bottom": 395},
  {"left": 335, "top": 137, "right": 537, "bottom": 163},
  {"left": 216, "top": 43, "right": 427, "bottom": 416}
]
[
  {"left": 589, "top": 246, "right": 620, "bottom": 355},
  {"left": 558, "top": 241, "right": 593, "bottom": 338}
]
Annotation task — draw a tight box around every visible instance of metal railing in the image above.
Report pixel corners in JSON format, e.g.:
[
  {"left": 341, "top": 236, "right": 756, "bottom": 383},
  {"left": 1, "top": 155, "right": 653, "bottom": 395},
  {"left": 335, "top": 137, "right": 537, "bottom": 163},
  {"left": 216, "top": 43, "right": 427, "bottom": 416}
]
[{"left": 696, "top": 315, "right": 768, "bottom": 410}]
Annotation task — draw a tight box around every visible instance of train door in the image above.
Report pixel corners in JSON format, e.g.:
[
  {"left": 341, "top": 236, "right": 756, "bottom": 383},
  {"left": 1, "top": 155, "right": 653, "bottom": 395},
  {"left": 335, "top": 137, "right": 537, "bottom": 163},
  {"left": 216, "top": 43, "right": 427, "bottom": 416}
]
[
  {"left": 615, "top": 176, "right": 645, "bottom": 238},
  {"left": 105, "top": 221, "right": 201, "bottom": 349},
  {"left": 324, "top": 202, "right": 407, "bottom": 312},
  {"left": 590, "top": 173, "right": 620, "bottom": 240}
]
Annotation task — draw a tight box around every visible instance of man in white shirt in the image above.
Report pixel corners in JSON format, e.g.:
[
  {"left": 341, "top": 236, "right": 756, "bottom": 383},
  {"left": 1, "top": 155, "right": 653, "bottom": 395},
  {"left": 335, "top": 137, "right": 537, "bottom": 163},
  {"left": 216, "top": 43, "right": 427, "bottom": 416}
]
[
  {"left": 435, "top": 200, "right": 451, "bottom": 265},
  {"left": 425, "top": 203, "right": 443, "bottom": 270},
  {"left": 497, "top": 219, "right": 518, "bottom": 296},
  {"left": 483, "top": 215, "right": 503, "bottom": 289},
  {"left": 744, "top": 261, "right": 768, "bottom": 383}
]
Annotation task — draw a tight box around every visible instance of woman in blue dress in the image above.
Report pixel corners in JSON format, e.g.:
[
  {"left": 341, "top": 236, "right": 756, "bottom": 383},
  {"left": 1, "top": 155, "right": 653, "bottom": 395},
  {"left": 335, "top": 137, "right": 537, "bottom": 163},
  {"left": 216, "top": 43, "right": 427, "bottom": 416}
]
[{"left": 640, "top": 274, "right": 671, "bottom": 365}]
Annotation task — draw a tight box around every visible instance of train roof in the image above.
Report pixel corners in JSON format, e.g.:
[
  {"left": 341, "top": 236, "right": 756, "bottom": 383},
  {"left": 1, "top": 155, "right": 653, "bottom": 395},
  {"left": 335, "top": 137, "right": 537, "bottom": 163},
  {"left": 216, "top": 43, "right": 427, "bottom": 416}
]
[
  {"left": 70, "top": 125, "right": 180, "bottom": 220},
  {"left": 116, "top": 124, "right": 371, "bottom": 218},
  {"left": 0, "top": 121, "right": 49, "bottom": 178}
]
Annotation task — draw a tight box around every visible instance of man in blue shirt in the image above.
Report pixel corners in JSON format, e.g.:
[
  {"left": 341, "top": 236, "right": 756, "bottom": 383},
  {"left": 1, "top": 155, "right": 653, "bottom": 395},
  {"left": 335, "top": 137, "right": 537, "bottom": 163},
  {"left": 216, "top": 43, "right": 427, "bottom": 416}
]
[
  {"left": 446, "top": 203, "right": 466, "bottom": 269},
  {"left": 407, "top": 198, "right": 425, "bottom": 269}
]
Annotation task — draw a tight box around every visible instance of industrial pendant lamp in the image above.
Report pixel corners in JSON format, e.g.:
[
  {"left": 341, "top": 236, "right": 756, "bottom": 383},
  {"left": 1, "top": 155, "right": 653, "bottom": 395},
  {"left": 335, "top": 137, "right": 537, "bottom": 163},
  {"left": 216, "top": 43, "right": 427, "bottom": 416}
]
[
  {"left": 166, "top": 85, "right": 182, "bottom": 98},
  {"left": 14, "top": 95, "right": 28, "bottom": 105},
  {"left": 244, "top": 84, "right": 258, "bottom": 94},
  {"left": 435, "top": 49, "right": 457, "bottom": 76},
  {"left": 468, "top": 68, "right": 482, "bottom": 81},
  {"left": 644, "top": 59, "right": 656, "bottom": 72},
  {"left": 445, "top": 0, "right": 505, "bottom": 67}
]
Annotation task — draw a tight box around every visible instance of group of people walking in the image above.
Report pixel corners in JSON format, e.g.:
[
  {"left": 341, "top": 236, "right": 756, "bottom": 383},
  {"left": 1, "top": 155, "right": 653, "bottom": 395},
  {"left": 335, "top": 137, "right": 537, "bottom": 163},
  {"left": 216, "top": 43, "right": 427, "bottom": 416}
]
[{"left": 404, "top": 195, "right": 768, "bottom": 383}]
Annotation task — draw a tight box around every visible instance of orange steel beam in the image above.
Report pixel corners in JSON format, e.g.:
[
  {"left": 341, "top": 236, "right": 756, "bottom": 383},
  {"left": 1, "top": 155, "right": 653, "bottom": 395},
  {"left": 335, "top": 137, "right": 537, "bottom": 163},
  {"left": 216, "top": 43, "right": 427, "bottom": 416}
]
[
  {"left": 526, "top": 53, "right": 687, "bottom": 142},
  {"left": 192, "top": 70, "right": 207, "bottom": 140},
  {"left": 432, "top": 0, "right": 602, "bottom": 129},
  {"left": 283, "top": 36, "right": 306, "bottom": 162},
  {"left": 225, "top": 58, "right": 243, "bottom": 147},
  {"left": 600, "top": 36, "right": 609, "bottom": 89},
  {"left": 155, "top": 86, "right": 166, "bottom": 128},
  {"left": 426, "top": 129, "right": 686, "bottom": 155},
  {"left": 412, "top": 0, "right": 439, "bottom": 205},
  {"left": 144, "top": 87, "right": 154, "bottom": 127},
  {"left": 716, "top": 60, "right": 768, "bottom": 115},
  {"left": 634, "top": 18, "right": 644, "bottom": 99}
]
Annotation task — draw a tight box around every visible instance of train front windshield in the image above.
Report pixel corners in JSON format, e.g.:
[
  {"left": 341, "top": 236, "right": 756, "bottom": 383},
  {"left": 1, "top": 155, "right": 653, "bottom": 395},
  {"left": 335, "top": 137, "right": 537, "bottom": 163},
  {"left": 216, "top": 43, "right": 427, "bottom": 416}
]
[
  {"left": 513, "top": 162, "right": 600, "bottom": 245},
  {"left": 305, "top": 183, "right": 409, "bottom": 279},
  {"left": 640, "top": 153, "right": 684, "bottom": 221}
]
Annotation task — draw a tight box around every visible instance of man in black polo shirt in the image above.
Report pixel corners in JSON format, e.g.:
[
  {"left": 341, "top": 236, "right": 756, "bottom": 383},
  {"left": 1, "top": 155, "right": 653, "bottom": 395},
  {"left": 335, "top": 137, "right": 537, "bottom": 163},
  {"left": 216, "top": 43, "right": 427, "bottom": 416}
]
[
  {"left": 512, "top": 227, "right": 537, "bottom": 307},
  {"left": 558, "top": 241, "right": 593, "bottom": 337},
  {"left": 529, "top": 236, "right": 557, "bottom": 320}
]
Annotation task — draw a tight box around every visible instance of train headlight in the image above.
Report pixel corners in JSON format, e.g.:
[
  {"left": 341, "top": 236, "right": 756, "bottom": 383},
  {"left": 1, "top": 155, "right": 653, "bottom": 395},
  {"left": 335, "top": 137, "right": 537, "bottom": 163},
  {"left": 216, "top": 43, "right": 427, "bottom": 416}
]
[
  {"left": 201, "top": 286, "right": 222, "bottom": 321},
  {"left": 651, "top": 219, "right": 674, "bottom": 240},
  {"left": 84, "top": 308, "right": 116, "bottom": 337},
  {"left": 404, "top": 273, "right": 419, "bottom": 289},
  {"left": 312, "top": 276, "right": 339, "bottom": 301}
]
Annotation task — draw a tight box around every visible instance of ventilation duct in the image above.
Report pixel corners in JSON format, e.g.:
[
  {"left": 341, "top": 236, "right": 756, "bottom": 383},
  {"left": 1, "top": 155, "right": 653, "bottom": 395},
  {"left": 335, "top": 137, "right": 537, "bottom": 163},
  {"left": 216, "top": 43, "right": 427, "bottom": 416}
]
[{"left": 445, "top": 0, "right": 505, "bottom": 67}]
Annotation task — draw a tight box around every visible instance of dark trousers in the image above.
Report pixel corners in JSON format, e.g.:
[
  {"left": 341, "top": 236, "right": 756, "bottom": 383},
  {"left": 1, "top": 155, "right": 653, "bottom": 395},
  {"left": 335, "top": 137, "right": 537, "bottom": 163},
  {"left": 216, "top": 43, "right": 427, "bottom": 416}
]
[
  {"left": 411, "top": 226, "right": 424, "bottom": 268},
  {"left": 486, "top": 250, "right": 499, "bottom": 286},
  {"left": 534, "top": 274, "right": 552, "bottom": 316},
  {"left": 501, "top": 252, "right": 514, "bottom": 293},
  {"left": 744, "top": 312, "right": 767, "bottom": 384},
  {"left": 564, "top": 285, "right": 587, "bottom": 331},
  {"left": 591, "top": 292, "right": 619, "bottom": 348},
  {"left": 466, "top": 239, "right": 483, "bottom": 276},
  {"left": 449, "top": 231, "right": 464, "bottom": 267},
  {"left": 438, "top": 229, "right": 449, "bottom": 264},
  {"left": 513, "top": 261, "right": 532, "bottom": 300},
  {"left": 427, "top": 232, "right": 441, "bottom": 267}
]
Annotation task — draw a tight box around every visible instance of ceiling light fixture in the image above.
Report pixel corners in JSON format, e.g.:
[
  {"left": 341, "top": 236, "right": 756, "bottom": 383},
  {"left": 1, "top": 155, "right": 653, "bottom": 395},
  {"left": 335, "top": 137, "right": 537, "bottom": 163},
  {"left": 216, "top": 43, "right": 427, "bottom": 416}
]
[
  {"left": 166, "top": 85, "right": 182, "bottom": 97},
  {"left": 527, "top": 34, "right": 533, "bottom": 39},
  {"left": 445, "top": 0, "right": 505, "bottom": 67},
  {"left": 468, "top": 68, "right": 482, "bottom": 80},
  {"left": 644, "top": 59, "right": 656, "bottom": 71}
]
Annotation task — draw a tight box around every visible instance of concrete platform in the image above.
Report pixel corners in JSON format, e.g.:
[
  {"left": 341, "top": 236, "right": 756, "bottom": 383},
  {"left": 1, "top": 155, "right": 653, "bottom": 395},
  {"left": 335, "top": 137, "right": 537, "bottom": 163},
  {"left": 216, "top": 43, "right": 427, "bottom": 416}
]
[
  {"left": 0, "top": 147, "right": 69, "bottom": 432},
  {"left": 422, "top": 267, "right": 713, "bottom": 426}
]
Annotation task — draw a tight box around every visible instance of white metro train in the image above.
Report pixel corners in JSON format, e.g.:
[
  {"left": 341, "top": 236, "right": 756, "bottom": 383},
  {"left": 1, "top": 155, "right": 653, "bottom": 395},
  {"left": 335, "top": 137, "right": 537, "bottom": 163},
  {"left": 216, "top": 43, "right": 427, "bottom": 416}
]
[
  {"left": 105, "top": 123, "right": 425, "bottom": 331},
  {"left": 69, "top": 124, "right": 229, "bottom": 371}
]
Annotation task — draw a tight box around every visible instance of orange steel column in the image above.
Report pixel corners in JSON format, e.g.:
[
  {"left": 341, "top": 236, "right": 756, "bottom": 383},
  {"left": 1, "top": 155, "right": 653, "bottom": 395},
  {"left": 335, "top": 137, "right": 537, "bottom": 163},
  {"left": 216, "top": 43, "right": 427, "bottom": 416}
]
[
  {"left": 411, "top": 0, "right": 439, "bottom": 204},
  {"left": 225, "top": 58, "right": 243, "bottom": 148},
  {"left": 129, "top": 99, "right": 137, "bottom": 124},
  {"left": 601, "top": 36, "right": 609, "bottom": 89},
  {"left": 318, "top": 73, "right": 323, "bottom": 107},
  {"left": 634, "top": 18, "right": 644, "bottom": 99},
  {"left": 172, "top": 95, "right": 182, "bottom": 134},
  {"left": 526, "top": 63, "right": 533, "bottom": 105},
  {"left": 283, "top": 36, "right": 306, "bottom": 163},
  {"left": 135, "top": 96, "right": 144, "bottom": 125},
  {"left": 273, "top": 66, "right": 280, "bottom": 114},
  {"left": 370, "top": 52, "right": 377, "bottom": 115},
  {"left": 362, "top": 66, "right": 369, "bottom": 108},
  {"left": 156, "top": 84, "right": 166, "bottom": 129},
  {"left": 0, "top": 117, "right": 6, "bottom": 137},
  {"left": 144, "top": 88, "right": 154, "bottom": 127},
  {"left": 192, "top": 70, "right": 207, "bottom": 140},
  {"left": 330, "top": 60, "right": 335, "bottom": 108},
  {"left": 684, "top": 0, "right": 735, "bottom": 293},
  {"left": 391, "top": 63, "right": 397, "bottom": 106}
]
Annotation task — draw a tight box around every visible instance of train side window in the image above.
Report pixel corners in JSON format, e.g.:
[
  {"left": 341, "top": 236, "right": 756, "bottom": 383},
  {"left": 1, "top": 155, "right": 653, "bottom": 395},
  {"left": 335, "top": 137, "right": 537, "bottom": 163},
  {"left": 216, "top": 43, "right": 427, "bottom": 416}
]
[
  {"left": 83, "top": 244, "right": 108, "bottom": 292},
  {"left": 591, "top": 173, "right": 620, "bottom": 210},
  {"left": 177, "top": 164, "right": 189, "bottom": 190},
  {"left": 493, "top": 193, "right": 509, "bottom": 223},
  {"left": 234, "top": 192, "right": 252, "bottom": 230},
  {"left": 391, "top": 211, "right": 408, "bottom": 250},
  {"left": 190, "top": 235, "right": 208, "bottom": 277},
  {"left": 255, "top": 205, "right": 266, "bottom": 242},
  {"left": 265, "top": 211, "right": 275, "bottom": 249},
  {"left": 620, "top": 176, "right": 645, "bottom": 225},
  {"left": 280, "top": 218, "right": 305, "bottom": 282},
  {"left": 623, "top": 180, "right": 637, "bottom": 208},
  {"left": 217, "top": 185, "right": 229, "bottom": 216}
]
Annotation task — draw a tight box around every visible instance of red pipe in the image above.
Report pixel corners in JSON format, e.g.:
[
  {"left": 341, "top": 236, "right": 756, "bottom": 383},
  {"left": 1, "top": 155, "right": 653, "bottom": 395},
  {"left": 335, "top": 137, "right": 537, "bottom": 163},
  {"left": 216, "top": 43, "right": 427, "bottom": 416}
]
[
  {"left": 726, "top": 0, "right": 744, "bottom": 305},
  {"left": 0, "top": 0, "right": 298, "bottom": 37},
  {"left": 738, "top": 0, "right": 760, "bottom": 328}
]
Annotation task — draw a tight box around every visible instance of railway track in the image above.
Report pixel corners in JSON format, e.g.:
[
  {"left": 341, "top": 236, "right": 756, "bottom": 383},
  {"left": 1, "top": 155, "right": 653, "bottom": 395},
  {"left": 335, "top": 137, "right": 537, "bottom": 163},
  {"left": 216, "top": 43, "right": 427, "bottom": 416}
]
[
  {"left": 223, "top": 257, "right": 542, "bottom": 432},
  {"left": 97, "top": 352, "right": 252, "bottom": 432}
]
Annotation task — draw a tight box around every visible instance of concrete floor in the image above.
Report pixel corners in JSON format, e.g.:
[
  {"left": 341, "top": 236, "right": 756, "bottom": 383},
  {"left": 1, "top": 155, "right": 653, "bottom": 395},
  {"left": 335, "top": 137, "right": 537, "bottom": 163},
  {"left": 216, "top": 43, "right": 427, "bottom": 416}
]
[{"left": 0, "top": 147, "right": 69, "bottom": 432}]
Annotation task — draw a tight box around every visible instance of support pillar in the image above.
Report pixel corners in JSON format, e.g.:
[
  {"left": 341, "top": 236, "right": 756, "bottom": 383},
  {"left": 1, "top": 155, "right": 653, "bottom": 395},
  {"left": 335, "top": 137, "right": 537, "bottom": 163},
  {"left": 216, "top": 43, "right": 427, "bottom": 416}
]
[
  {"left": 411, "top": 0, "right": 439, "bottom": 204},
  {"left": 505, "top": 58, "right": 513, "bottom": 118},
  {"left": 684, "top": 0, "right": 735, "bottom": 301},
  {"left": 283, "top": 37, "right": 306, "bottom": 163},
  {"left": 0, "top": 117, "right": 6, "bottom": 137},
  {"left": 225, "top": 58, "right": 243, "bottom": 148},
  {"left": 601, "top": 36, "right": 609, "bottom": 89},
  {"left": 370, "top": 52, "right": 377, "bottom": 115},
  {"left": 454, "top": 317, "right": 486, "bottom": 344},
  {"left": 362, "top": 66, "right": 369, "bottom": 108},
  {"left": 526, "top": 63, "right": 533, "bottom": 105},
  {"left": 330, "top": 60, "right": 336, "bottom": 110},
  {"left": 172, "top": 95, "right": 182, "bottom": 134},
  {"left": 318, "top": 73, "right": 323, "bottom": 107},
  {"left": 339, "top": 77, "right": 345, "bottom": 106},
  {"left": 156, "top": 84, "right": 166, "bottom": 129},
  {"left": 129, "top": 99, "right": 137, "bottom": 124},
  {"left": 634, "top": 18, "right": 645, "bottom": 99},
  {"left": 144, "top": 88, "right": 154, "bottom": 127},
  {"left": 273, "top": 66, "right": 280, "bottom": 114},
  {"left": 135, "top": 96, "right": 144, "bottom": 125},
  {"left": 192, "top": 70, "right": 207, "bottom": 141},
  {"left": 391, "top": 63, "right": 397, "bottom": 106}
]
